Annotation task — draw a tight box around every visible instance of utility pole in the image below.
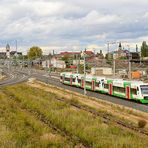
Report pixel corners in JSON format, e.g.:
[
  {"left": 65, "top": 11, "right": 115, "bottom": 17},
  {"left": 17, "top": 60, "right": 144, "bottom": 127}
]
[
  {"left": 27, "top": 52, "right": 31, "bottom": 75},
  {"left": 128, "top": 53, "right": 132, "bottom": 80},
  {"left": 93, "top": 48, "right": 96, "bottom": 70},
  {"left": 127, "top": 45, "right": 132, "bottom": 80},
  {"left": 83, "top": 51, "right": 87, "bottom": 95},
  {"left": 107, "top": 42, "right": 110, "bottom": 53},
  {"left": 139, "top": 49, "right": 142, "bottom": 65},
  {"left": 113, "top": 55, "right": 116, "bottom": 78},
  {"left": 107, "top": 41, "right": 116, "bottom": 53},
  {"left": 76, "top": 54, "right": 79, "bottom": 74},
  {"left": 15, "top": 40, "right": 17, "bottom": 53},
  {"left": 48, "top": 53, "right": 52, "bottom": 77}
]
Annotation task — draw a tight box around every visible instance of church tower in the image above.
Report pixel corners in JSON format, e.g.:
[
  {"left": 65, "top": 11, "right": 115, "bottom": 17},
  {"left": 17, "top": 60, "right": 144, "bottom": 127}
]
[
  {"left": 118, "top": 42, "right": 122, "bottom": 50},
  {"left": 6, "top": 44, "right": 10, "bottom": 58}
]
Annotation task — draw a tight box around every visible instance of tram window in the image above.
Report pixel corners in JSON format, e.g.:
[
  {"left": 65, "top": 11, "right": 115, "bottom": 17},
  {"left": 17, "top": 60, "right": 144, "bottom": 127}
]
[
  {"left": 113, "top": 86, "right": 125, "bottom": 93},
  {"left": 104, "top": 84, "right": 109, "bottom": 89},
  {"left": 86, "top": 81, "right": 92, "bottom": 86},
  {"left": 131, "top": 89, "right": 137, "bottom": 95},
  {"left": 72, "top": 78, "right": 75, "bottom": 82},
  {"left": 65, "top": 77, "right": 70, "bottom": 81},
  {"left": 96, "top": 81, "right": 100, "bottom": 87},
  {"left": 78, "top": 79, "right": 81, "bottom": 83},
  {"left": 102, "top": 82, "right": 104, "bottom": 87}
]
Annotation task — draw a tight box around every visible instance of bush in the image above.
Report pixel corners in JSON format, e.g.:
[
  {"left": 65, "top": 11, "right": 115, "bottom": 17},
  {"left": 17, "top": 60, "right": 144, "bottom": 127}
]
[{"left": 138, "top": 119, "right": 147, "bottom": 128}]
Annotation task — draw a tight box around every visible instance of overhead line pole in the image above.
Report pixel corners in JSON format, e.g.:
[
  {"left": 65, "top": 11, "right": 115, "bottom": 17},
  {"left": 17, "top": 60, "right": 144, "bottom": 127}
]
[
  {"left": 113, "top": 58, "right": 116, "bottom": 78},
  {"left": 127, "top": 45, "right": 132, "bottom": 80},
  {"left": 84, "top": 52, "right": 87, "bottom": 95}
]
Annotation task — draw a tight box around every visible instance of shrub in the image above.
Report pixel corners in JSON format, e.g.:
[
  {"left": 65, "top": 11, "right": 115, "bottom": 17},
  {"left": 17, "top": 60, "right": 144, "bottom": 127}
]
[{"left": 138, "top": 119, "right": 147, "bottom": 128}]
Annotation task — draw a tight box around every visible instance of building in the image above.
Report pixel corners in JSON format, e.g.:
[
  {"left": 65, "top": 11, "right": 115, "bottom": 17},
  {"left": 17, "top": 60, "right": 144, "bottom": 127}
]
[
  {"left": 0, "top": 52, "right": 6, "bottom": 59},
  {"left": 59, "top": 51, "right": 81, "bottom": 58},
  {"left": 130, "top": 52, "right": 140, "bottom": 60},
  {"left": 91, "top": 67, "right": 113, "bottom": 76},
  {"left": 0, "top": 44, "right": 22, "bottom": 59},
  {"left": 96, "top": 50, "right": 104, "bottom": 59},
  {"left": 106, "top": 43, "right": 140, "bottom": 60},
  {"left": 42, "top": 57, "right": 66, "bottom": 69},
  {"left": 51, "top": 57, "right": 66, "bottom": 68},
  {"left": 73, "top": 59, "right": 84, "bottom": 65},
  {"left": 6, "top": 44, "right": 10, "bottom": 58},
  {"left": 10, "top": 51, "right": 22, "bottom": 57}
]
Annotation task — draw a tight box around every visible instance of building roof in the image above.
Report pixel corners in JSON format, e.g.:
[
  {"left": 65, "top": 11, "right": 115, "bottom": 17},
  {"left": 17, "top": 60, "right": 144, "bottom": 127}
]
[
  {"left": 110, "top": 49, "right": 129, "bottom": 54},
  {"left": 60, "top": 51, "right": 80, "bottom": 55},
  {"left": 84, "top": 50, "right": 94, "bottom": 55}
]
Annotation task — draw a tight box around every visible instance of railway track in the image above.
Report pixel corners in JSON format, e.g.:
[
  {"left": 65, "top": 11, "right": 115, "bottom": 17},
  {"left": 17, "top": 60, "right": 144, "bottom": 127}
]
[
  {"left": 0, "top": 68, "right": 148, "bottom": 140},
  {"left": 40, "top": 95, "right": 148, "bottom": 137},
  {"left": 0, "top": 68, "right": 148, "bottom": 113},
  {"left": 0, "top": 69, "right": 29, "bottom": 87},
  {"left": 31, "top": 73, "right": 148, "bottom": 113}
]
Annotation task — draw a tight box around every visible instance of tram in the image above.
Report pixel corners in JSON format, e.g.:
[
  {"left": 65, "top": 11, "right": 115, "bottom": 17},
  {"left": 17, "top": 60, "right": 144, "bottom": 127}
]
[{"left": 60, "top": 72, "right": 148, "bottom": 103}]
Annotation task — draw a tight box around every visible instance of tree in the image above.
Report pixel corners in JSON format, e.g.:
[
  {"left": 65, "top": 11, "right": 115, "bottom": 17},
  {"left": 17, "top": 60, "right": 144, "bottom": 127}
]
[
  {"left": 61, "top": 54, "right": 72, "bottom": 67},
  {"left": 141, "top": 41, "right": 148, "bottom": 57},
  {"left": 28, "top": 46, "right": 43, "bottom": 60}
]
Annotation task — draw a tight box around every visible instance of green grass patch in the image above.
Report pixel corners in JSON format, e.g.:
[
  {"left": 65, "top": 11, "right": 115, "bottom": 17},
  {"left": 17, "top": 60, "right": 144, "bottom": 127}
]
[
  {"left": 0, "top": 84, "right": 148, "bottom": 148},
  {"left": 0, "top": 91, "right": 72, "bottom": 147}
]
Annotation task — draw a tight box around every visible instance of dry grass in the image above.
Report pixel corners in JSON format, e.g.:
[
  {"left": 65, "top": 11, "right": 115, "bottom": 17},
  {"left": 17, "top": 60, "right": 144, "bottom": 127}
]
[
  {"left": 138, "top": 120, "right": 147, "bottom": 128},
  {"left": 0, "top": 91, "right": 72, "bottom": 147},
  {"left": 0, "top": 83, "right": 148, "bottom": 147},
  {"left": 28, "top": 81, "right": 148, "bottom": 128}
]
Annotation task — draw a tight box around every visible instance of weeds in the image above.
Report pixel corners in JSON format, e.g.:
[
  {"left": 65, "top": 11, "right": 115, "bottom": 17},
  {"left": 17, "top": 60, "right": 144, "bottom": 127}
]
[
  {"left": 0, "top": 84, "right": 148, "bottom": 148},
  {"left": 138, "top": 119, "right": 147, "bottom": 128}
]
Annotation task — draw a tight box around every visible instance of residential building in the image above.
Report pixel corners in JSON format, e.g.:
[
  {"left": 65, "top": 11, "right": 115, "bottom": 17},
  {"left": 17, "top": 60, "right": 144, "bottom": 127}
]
[{"left": 42, "top": 57, "right": 66, "bottom": 69}]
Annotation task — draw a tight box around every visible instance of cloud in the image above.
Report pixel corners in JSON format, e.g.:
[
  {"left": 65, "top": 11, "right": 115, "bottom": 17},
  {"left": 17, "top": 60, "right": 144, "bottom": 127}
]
[{"left": 0, "top": 0, "right": 147, "bottom": 54}]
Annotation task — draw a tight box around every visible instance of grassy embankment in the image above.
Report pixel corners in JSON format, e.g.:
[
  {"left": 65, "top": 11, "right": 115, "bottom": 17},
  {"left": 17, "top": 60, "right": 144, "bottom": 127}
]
[{"left": 0, "top": 82, "right": 148, "bottom": 147}]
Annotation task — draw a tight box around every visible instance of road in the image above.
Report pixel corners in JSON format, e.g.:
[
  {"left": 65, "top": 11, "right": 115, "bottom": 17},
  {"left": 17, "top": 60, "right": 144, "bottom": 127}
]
[
  {"left": 0, "top": 68, "right": 29, "bottom": 87},
  {"left": 0, "top": 67, "right": 148, "bottom": 113}
]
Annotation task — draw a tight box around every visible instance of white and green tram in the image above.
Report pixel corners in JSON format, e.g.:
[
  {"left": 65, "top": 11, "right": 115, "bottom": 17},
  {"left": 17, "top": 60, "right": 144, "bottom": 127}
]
[{"left": 60, "top": 72, "right": 148, "bottom": 103}]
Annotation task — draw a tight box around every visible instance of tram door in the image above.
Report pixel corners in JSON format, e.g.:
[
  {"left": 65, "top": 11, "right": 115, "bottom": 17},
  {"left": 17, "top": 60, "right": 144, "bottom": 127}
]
[
  {"left": 126, "top": 86, "right": 130, "bottom": 99},
  {"left": 109, "top": 83, "right": 113, "bottom": 95},
  {"left": 81, "top": 79, "right": 84, "bottom": 88},
  {"left": 92, "top": 80, "right": 95, "bottom": 91},
  {"left": 70, "top": 76, "right": 72, "bottom": 85}
]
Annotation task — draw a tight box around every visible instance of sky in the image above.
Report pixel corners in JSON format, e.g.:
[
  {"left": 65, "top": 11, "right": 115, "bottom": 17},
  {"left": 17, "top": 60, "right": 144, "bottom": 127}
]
[{"left": 0, "top": 0, "right": 148, "bottom": 54}]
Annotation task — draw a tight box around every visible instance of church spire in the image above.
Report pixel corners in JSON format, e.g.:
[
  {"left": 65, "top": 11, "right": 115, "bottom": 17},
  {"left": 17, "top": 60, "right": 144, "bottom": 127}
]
[{"left": 119, "top": 42, "right": 122, "bottom": 50}]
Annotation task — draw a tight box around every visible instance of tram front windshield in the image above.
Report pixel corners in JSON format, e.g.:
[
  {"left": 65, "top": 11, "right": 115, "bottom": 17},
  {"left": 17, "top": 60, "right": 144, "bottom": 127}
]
[{"left": 140, "top": 85, "right": 148, "bottom": 94}]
